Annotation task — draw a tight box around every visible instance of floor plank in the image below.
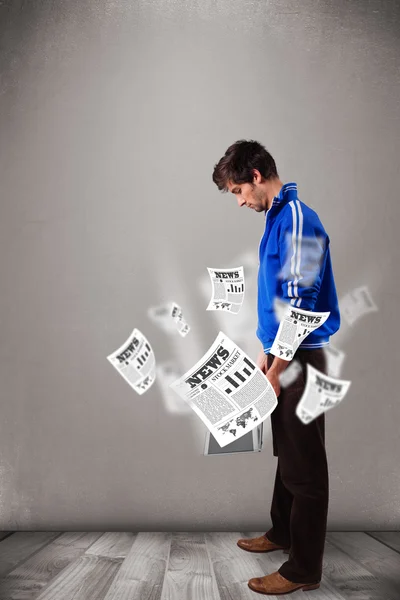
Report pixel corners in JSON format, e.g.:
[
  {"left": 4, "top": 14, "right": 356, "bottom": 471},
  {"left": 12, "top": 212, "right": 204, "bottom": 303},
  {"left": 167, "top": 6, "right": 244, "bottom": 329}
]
[
  {"left": 366, "top": 531, "right": 400, "bottom": 554},
  {"left": 103, "top": 532, "right": 170, "bottom": 600},
  {"left": 85, "top": 532, "right": 136, "bottom": 560},
  {"left": 0, "top": 533, "right": 13, "bottom": 542},
  {"left": 320, "top": 535, "right": 398, "bottom": 600},
  {"left": 50, "top": 532, "right": 104, "bottom": 550},
  {"left": 0, "top": 531, "right": 398, "bottom": 600},
  {"left": 0, "top": 532, "right": 105, "bottom": 600},
  {"left": 161, "top": 532, "right": 220, "bottom": 600},
  {"left": 0, "top": 533, "right": 61, "bottom": 578},
  {"left": 35, "top": 555, "right": 121, "bottom": 600},
  {"left": 327, "top": 532, "right": 400, "bottom": 597}
]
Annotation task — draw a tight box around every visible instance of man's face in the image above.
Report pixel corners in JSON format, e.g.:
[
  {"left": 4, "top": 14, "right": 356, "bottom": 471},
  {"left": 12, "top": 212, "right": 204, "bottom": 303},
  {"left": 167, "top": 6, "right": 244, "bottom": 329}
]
[{"left": 227, "top": 180, "right": 267, "bottom": 212}]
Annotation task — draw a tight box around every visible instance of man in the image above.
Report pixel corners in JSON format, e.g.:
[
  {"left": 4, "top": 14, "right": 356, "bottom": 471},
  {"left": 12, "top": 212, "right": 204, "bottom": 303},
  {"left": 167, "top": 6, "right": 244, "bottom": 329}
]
[{"left": 212, "top": 140, "right": 340, "bottom": 595}]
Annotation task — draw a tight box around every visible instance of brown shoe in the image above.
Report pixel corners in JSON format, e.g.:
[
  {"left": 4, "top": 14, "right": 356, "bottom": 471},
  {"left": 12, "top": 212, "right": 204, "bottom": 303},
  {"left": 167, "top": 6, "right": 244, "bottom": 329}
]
[
  {"left": 237, "top": 534, "right": 290, "bottom": 554},
  {"left": 248, "top": 571, "right": 320, "bottom": 595}
]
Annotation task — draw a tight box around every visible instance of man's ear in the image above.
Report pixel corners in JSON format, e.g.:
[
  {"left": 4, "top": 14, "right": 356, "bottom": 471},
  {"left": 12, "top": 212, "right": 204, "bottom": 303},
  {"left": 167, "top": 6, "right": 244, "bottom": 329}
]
[{"left": 252, "top": 169, "right": 261, "bottom": 183}]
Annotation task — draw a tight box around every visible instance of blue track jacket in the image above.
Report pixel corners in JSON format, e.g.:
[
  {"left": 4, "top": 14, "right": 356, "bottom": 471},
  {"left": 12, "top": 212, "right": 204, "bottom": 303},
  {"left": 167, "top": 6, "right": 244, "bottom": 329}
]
[{"left": 256, "top": 182, "right": 340, "bottom": 353}]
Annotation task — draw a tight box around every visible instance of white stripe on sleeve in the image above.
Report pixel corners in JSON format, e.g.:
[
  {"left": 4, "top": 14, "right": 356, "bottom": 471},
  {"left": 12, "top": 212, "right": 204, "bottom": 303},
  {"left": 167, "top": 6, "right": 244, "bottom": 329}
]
[{"left": 287, "top": 200, "right": 304, "bottom": 308}]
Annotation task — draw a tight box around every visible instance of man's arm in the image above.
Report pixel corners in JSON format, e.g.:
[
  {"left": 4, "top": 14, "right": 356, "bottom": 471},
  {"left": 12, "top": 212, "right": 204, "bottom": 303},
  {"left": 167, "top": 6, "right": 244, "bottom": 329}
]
[
  {"left": 257, "top": 344, "right": 287, "bottom": 397},
  {"left": 265, "top": 355, "right": 287, "bottom": 398},
  {"left": 265, "top": 205, "right": 329, "bottom": 396},
  {"left": 268, "top": 355, "right": 290, "bottom": 377},
  {"left": 256, "top": 346, "right": 268, "bottom": 374},
  {"left": 278, "top": 202, "right": 328, "bottom": 311}
]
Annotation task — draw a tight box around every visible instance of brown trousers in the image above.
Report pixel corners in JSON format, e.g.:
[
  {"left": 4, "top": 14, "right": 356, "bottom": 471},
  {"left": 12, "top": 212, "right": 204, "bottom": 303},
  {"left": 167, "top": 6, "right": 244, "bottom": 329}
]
[{"left": 265, "top": 348, "right": 328, "bottom": 584}]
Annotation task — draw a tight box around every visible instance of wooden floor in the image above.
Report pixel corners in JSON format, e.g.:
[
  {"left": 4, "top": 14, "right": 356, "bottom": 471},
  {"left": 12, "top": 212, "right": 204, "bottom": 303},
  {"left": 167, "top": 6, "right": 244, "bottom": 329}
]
[{"left": 0, "top": 531, "right": 399, "bottom": 599}]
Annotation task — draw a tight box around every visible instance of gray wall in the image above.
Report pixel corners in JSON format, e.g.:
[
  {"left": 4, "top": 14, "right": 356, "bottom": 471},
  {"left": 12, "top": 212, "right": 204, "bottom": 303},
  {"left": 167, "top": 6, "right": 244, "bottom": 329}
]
[{"left": 1, "top": 0, "right": 399, "bottom": 530}]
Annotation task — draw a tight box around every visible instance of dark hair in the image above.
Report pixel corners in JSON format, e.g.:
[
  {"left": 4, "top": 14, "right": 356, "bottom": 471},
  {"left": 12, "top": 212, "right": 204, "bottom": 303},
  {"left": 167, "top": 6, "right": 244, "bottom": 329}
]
[{"left": 212, "top": 139, "right": 278, "bottom": 192}]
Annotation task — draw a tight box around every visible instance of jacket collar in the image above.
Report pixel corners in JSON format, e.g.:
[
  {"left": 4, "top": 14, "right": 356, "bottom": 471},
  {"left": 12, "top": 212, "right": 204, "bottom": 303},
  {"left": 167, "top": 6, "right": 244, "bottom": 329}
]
[{"left": 266, "top": 182, "right": 298, "bottom": 216}]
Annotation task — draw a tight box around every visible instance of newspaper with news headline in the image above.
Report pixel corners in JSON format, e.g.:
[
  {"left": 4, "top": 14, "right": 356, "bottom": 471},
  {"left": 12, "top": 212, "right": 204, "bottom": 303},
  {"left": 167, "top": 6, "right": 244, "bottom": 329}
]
[
  {"left": 206, "top": 266, "right": 245, "bottom": 314},
  {"left": 107, "top": 327, "right": 156, "bottom": 395},
  {"left": 296, "top": 363, "right": 351, "bottom": 424},
  {"left": 170, "top": 331, "right": 277, "bottom": 447},
  {"left": 271, "top": 303, "right": 330, "bottom": 361}
]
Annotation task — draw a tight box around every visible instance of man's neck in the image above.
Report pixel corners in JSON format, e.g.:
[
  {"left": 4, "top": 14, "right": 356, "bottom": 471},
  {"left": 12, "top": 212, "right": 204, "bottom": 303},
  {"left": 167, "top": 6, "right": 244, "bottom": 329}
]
[{"left": 265, "top": 178, "right": 284, "bottom": 210}]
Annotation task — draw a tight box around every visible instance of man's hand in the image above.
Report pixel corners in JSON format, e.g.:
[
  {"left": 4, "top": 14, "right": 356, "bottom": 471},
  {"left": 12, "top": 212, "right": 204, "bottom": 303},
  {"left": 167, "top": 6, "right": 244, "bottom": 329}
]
[
  {"left": 256, "top": 347, "right": 269, "bottom": 375},
  {"left": 256, "top": 347, "right": 280, "bottom": 397},
  {"left": 256, "top": 347, "right": 290, "bottom": 398},
  {"left": 266, "top": 356, "right": 290, "bottom": 398},
  {"left": 266, "top": 369, "right": 281, "bottom": 398}
]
